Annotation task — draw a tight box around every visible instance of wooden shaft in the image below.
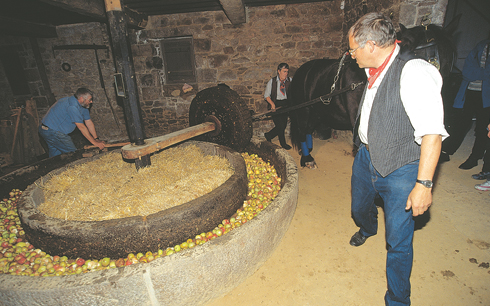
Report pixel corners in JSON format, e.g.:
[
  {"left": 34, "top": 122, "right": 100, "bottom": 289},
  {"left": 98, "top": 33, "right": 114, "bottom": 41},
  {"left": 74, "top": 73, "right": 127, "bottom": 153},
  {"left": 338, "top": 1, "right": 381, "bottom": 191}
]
[
  {"left": 104, "top": 0, "right": 122, "bottom": 11},
  {"left": 10, "top": 109, "right": 22, "bottom": 157},
  {"left": 83, "top": 142, "right": 130, "bottom": 150},
  {"left": 121, "top": 122, "right": 215, "bottom": 159}
]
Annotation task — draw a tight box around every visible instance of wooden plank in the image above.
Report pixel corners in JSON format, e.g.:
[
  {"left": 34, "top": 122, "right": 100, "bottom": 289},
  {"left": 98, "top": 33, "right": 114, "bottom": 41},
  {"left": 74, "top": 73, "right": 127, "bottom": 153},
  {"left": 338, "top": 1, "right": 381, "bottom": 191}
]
[
  {"left": 30, "top": 39, "right": 56, "bottom": 105},
  {"left": 24, "top": 100, "right": 46, "bottom": 157},
  {"left": 10, "top": 109, "right": 22, "bottom": 158},
  {"left": 121, "top": 122, "right": 215, "bottom": 159},
  {"left": 83, "top": 142, "right": 130, "bottom": 150}
]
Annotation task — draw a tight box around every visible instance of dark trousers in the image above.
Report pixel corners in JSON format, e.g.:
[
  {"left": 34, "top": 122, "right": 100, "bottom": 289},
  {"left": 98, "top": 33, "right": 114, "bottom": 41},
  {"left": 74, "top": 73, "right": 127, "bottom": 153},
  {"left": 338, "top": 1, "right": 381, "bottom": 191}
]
[
  {"left": 266, "top": 99, "right": 289, "bottom": 146},
  {"left": 442, "top": 90, "right": 490, "bottom": 166}
]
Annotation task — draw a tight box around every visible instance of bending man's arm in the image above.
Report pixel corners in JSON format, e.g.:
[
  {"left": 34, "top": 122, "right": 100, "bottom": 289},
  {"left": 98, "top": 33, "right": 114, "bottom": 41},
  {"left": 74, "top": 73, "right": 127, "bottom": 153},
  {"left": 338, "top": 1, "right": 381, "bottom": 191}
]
[
  {"left": 84, "top": 119, "right": 99, "bottom": 139},
  {"left": 406, "top": 134, "right": 442, "bottom": 216},
  {"left": 75, "top": 121, "right": 105, "bottom": 150}
]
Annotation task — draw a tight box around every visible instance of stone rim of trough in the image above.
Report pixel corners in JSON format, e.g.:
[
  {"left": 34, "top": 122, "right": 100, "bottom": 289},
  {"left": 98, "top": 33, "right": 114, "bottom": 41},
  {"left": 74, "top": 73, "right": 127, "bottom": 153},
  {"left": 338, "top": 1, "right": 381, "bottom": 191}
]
[
  {"left": 0, "top": 137, "right": 299, "bottom": 306},
  {"left": 17, "top": 140, "right": 248, "bottom": 259}
]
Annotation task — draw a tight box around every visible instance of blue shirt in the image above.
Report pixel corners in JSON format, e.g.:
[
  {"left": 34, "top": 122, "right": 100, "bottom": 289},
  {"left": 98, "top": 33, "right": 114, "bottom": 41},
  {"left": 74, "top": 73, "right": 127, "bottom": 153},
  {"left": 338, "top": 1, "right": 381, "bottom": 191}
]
[
  {"left": 42, "top": 96, "right": 90, "bottom": 134},
  {"left": 453, "top": 39, "right": 490, "bottom": 109}
]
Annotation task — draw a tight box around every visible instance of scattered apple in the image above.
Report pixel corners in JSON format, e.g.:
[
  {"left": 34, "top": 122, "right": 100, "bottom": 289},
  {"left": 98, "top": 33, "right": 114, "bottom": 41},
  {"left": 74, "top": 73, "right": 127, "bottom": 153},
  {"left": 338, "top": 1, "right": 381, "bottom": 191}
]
[{"left": 0, "top": 152, "right": 281, "bottom": 276}]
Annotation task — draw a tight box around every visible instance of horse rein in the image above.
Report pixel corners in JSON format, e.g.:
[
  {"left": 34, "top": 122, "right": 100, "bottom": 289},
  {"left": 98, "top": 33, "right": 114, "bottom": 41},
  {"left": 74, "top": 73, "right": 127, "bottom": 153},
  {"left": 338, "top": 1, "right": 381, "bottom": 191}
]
[
  {"left": 251, "top": 79, "right": 364, "bottom": 121},
  {"left": 251, "top": 51, "right": 365, "bottom": 122},
  {"left": 324, "top": 52, "right": 350, "bottom": 104}
]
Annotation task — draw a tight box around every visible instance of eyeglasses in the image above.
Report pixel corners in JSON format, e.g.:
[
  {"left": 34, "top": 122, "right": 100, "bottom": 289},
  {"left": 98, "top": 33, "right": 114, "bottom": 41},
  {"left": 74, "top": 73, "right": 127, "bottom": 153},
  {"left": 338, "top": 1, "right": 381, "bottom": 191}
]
[
  {"left": 348, "top": 46, "right": 360, "bottom": 56},
  {"left": 349, "top": 41, "right": 377, "bottom": 56}
]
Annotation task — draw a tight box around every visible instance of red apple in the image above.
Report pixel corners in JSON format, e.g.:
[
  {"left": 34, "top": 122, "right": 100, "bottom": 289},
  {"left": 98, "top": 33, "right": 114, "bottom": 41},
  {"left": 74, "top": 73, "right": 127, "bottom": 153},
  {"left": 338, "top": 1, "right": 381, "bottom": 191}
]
[{"left": 76, "top": 258, "right": 85, "bottom": 266}]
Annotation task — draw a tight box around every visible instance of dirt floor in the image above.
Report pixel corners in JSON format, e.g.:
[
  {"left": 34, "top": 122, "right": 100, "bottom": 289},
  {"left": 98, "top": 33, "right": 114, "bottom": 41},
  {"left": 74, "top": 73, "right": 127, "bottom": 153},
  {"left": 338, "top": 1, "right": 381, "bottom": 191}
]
[{"left": 206, "top": 129, "right": 490, "bottom": 306}]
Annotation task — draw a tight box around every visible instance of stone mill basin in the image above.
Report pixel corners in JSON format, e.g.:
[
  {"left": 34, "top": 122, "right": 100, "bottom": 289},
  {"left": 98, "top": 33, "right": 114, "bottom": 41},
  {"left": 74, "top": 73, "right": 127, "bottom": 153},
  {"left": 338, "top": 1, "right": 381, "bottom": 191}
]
[
  {"left": 18, "top": 141, "right": 249, "bottom": 260},
  {"left": 0, "top": 137, "right": 299, "bottom": 306}
]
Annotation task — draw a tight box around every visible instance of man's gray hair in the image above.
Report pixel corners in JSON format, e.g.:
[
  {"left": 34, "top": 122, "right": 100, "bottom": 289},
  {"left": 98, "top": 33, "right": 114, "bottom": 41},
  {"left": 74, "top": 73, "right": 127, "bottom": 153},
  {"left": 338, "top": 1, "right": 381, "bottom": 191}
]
[
  {"left": 74, "top": 88, "right": 94, "bottom": 100},
  {"left": 348, "top": 12, "right": 396, "bottom": 48}
]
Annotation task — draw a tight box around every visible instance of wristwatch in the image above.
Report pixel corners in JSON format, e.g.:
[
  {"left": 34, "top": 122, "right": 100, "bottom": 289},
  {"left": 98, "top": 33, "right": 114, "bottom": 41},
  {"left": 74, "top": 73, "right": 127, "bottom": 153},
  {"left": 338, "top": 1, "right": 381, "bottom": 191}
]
[{"left": 416, "top": 179, "right": 433, "bottom": 188}]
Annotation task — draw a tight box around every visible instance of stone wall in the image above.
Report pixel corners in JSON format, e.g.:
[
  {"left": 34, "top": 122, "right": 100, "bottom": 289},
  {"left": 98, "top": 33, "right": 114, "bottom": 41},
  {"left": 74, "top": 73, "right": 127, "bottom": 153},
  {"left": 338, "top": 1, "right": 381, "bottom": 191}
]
[
  {"left": 399, "top": 0, "right": 448, "bottom": 27},
  {"left": 133, "top": 1, "right": 347, "bottom": 138},
  {"left": 0, "top": 0, "right": 449, "bottom": 151}
]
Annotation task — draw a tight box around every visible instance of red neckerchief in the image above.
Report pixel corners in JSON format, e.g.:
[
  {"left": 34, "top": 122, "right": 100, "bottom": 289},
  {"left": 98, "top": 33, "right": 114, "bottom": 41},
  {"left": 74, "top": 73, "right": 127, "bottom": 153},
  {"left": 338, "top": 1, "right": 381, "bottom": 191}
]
[
  {"left": 280, "top": 79, "right": 286, "bottom": 95},
  {"left": 367, "top": 40, "right": 400, "bottom": 89}
]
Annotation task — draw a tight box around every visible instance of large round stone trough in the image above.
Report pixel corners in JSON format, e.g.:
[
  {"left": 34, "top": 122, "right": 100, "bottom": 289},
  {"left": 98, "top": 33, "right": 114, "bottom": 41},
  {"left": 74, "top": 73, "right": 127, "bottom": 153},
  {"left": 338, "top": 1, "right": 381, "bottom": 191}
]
[
  {"left": 17, "top": 141, "right": 248, "bottom": 259},
  {"left": 0, "top": 137, "right": 298, "bottom": 305}
]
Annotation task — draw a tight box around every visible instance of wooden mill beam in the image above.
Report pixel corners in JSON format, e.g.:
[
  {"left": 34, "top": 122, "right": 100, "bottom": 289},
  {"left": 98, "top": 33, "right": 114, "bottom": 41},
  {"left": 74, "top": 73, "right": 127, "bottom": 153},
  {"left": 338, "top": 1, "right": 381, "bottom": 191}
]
[{"left": 105, "top": 0, "right": 150, "bottom": 169}]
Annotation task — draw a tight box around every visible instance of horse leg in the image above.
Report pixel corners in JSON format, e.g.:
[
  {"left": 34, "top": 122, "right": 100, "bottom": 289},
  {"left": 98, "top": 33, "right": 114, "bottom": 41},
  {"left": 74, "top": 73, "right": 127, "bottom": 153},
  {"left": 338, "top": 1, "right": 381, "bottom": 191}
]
[{"left": 299, "top": 114, "right": 318, "bottom": 169}]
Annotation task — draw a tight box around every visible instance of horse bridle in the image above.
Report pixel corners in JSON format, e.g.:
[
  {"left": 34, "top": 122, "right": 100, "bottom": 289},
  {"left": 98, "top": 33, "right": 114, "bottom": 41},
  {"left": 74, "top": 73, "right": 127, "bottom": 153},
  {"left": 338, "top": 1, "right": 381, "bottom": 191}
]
[{"left": 322, "top": 52, "right": 364, "bottom": 105}]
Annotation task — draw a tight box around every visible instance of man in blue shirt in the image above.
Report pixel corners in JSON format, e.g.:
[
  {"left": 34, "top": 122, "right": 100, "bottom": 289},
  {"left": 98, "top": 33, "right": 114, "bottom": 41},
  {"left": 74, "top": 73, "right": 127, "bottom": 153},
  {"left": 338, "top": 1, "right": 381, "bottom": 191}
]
[
  {"left": 441, "top": 39, "right": 490, "bottom": 173},
  {"left": 39, "top": 88, "right": 105, "bottom": 157}
]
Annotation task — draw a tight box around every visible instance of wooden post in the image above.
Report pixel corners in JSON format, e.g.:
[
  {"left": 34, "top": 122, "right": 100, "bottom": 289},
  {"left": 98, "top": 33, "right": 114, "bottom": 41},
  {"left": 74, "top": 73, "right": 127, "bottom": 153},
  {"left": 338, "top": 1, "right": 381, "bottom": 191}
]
[
  {"left": 10, "top": 108, "right": 24, "bottom": 162},
  {"left": 104, "top": 0, "right": 150, "bottom": 170},
  {"left": 29, "top": 38, "right": 56, "bottom": 105}
]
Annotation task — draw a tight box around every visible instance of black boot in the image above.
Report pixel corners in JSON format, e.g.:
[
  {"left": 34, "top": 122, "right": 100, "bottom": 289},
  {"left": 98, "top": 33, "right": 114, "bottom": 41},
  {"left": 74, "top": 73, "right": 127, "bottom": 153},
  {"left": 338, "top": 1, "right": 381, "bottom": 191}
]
[{"left": 459, "top": 157, "right": 478, "bottom": 170}]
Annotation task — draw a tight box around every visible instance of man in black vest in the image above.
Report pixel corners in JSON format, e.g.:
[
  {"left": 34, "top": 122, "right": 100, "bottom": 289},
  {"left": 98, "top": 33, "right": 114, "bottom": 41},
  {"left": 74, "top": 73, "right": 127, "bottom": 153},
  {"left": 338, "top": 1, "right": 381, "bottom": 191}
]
[
  {"left": 263, "top": 63, "right": 292, "bottom": 150},
  {"left": 347, "top": 13, "right": 448, "bottom": 305}
]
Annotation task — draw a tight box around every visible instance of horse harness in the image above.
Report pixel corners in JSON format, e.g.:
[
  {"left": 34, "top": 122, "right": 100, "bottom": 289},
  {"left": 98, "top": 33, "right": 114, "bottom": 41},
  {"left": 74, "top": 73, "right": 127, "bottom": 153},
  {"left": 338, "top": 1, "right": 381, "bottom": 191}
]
[
  {"left": 413, "top": 18, "right": 454, "bottom": 73},
  {"left": 252, "top": 52, "right": 364, "bottom": 122},
  {"left": 413, "top": 29, "right": 442, "bottom": 71}
]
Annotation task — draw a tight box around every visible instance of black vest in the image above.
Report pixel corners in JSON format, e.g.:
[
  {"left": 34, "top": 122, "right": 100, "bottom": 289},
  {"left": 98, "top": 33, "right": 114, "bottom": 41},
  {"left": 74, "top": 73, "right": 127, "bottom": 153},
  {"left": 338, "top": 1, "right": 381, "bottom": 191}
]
[
  {"left": 354, "top": 49, "right": 421, "bottom": 177},
  {"left": 271, "top": 77, "right": 291, "bottom": 102}
]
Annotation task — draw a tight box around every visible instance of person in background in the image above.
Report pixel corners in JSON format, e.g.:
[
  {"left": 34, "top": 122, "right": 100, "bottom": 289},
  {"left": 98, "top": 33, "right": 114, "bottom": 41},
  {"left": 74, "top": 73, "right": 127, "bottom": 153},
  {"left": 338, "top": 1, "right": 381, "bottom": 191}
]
[
  {"left": 39, "top": 88, "right": 105, "bottom": 157},
  {"left": 264, "top": 63, "right": 292, "bottom": 150},
  {"left": 475, "top": 123, "right": 490, "bottom": 191},
  {"left": 440, "top": 38, "right": 490, "bottom": 173},
  {"left": 347, "top": 12, "right": 447, "bottom": 305}
]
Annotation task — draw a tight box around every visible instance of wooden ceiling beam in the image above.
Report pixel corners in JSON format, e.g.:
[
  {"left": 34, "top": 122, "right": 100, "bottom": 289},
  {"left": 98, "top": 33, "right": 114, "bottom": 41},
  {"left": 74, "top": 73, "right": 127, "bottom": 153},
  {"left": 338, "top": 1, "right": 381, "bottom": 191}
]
[
  {"left": 38, "top": 0, "right": 107, "bottom": 19},
  {"left": 219, "top": 0, "right": 246, "bottom": 24},
  {"left": 38, "top": 0, "right": 147, "bottom": 29},
  {"left": 0, "top": 17, "right": 57, "bottom": 38}
]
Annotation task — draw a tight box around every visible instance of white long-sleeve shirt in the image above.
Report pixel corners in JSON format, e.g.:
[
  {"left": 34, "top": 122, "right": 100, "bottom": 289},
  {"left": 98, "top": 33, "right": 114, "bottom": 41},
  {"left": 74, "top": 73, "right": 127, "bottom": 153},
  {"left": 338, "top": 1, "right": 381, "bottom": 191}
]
[{"left": 359, "top": 44, "right": 449, "bottom": 145}]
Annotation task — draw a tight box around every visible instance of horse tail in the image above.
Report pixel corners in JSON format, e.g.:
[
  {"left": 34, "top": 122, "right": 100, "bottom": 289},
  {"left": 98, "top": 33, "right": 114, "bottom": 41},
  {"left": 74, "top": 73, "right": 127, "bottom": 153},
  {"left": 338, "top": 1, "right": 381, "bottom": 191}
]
[{"left": 289, "top": 104, "right": 301, "bottom": 150}]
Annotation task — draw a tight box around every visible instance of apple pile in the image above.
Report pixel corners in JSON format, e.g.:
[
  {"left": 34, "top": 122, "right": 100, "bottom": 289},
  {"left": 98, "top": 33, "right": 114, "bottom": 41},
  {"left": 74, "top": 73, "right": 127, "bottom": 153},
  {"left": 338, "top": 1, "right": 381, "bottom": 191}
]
[{"left": 0, "top": 152, "right": 281, "bottom": 276}]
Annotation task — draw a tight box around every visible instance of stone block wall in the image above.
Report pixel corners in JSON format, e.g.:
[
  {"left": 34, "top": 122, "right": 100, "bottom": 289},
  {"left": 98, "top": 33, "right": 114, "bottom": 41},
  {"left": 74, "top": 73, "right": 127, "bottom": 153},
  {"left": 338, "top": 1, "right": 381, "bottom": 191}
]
[
  {"left": 0, "top": 0, "right": 450, "bottom": 150},
  {"left": 132, "top": 1, "right": 348, "bottom": 137},
  {"left": 399, "top": 0, "right": 448, "bottom": 27}
]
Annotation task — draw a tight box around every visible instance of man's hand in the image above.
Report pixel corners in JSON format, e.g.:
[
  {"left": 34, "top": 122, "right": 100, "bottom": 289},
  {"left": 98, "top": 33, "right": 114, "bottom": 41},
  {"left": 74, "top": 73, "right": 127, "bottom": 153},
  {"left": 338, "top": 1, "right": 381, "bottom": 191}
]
[
  {"left": 406, "top": 183, "right": 432, "bottom": 216},
  {"left": 265, "top": 97, "right": 276, "bottom": 110},
  {"left": 93, "top": 139, "right": 106, "bottom": 150},
  {"left": 406, "top": 134, "right": 441, "bottom": 216}
]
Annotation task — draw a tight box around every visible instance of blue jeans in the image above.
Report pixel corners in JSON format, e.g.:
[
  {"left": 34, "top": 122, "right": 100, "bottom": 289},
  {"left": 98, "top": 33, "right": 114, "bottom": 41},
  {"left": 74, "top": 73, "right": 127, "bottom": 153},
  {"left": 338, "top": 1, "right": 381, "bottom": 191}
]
[
  {"left": 351, "top": 145, "right": 417, "bottom": 306},
  {"left": 38, "top": 125, "right": 77, "bottom": 157}
]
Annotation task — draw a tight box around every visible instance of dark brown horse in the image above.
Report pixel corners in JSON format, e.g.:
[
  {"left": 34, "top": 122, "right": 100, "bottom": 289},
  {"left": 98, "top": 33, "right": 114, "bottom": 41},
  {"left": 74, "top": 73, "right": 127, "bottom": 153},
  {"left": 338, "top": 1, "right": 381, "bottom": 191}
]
[{"left": 289, "top": 17, "right": 460, "bottom": 168}]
